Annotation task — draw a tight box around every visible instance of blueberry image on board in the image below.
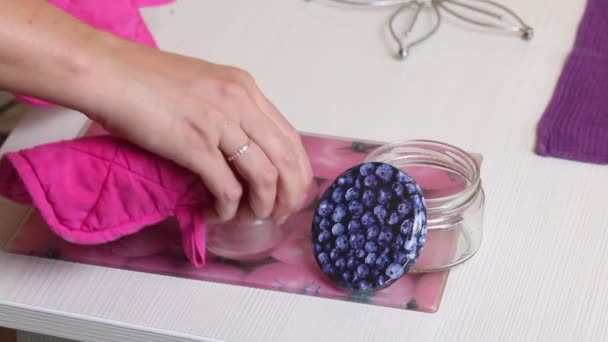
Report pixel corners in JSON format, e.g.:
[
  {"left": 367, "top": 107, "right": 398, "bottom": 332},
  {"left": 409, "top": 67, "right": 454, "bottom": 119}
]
[
  {"left": 366, "top": 225, "right": 380, "bottom": 240},
  {"left": 335, "top": 258, "right": 346, "bottom": 271},
  {"left": 360, "top": 163, "right": 375, "bottom": 176},
  {"left": 332, "top": 187, "right": 345, "bottom": 203},
  {"left": 364, "top": 241, "right": 379, "bottom": 253},
  {"left": 373, "top": 205, "right": 388, "bottom": 222},
  {"left": 365, "top": 253, "right": 377, "bottom": 265},
  {"left": 318, "top": 200, "right": 334, "bottom": 217},
  {"left": 332, "top": 204, "right": 348, "bottom": 223},
  {"left": 336, "top": 235, "right": 349, "bottom": 252},
  {"left": 332, "top": 223, "right": 345, "bottom": 236},
  {"left": 318, "top": 230, "right": 331, "bottom": 243},
  {"left": 361, "top": 212, "right": 376, "bottom": 226},
  {"left": 387, "top": 212, "right": 400, "bottom": 225},
  {"left": 320, "top": 218, "right": 332, "bottom": 230},
  {"left": 356, "top": 249, "right": 367, "bottom": 259},
  {"left": 356, "top": 264, "right": 371, "bottom": 279},
  {"left": 312, "top": 162, "right": 427, "bottom": 292},
  {"left": 364, "top": 174, "right": 378, "bottom": 188},
  {"left": 345, "top": 187, "right": 360, "bottom": 201},
  {"left": 386, "top": 263, "right": 405, "bottom": 279},
  {"left": 362, "top": 189, "right": 376, "bottom": 208},
  {"left": 392, "top": 182, "right": 405, "bottom": 197},
  {"left": 347, "top": 220, "right": 361, "bottom": 233},
  {"left": 377, "top": 187, "right": 392, "bottom": 205},
  {"left": 330, "top": 249, "right": 341, "bottom": 261},
  {"left": 349, "top": 233, "right": 366, "bottom": 250},
  {"left": 348, "top": 200, "right": 364, "bottom": 218},
  {"left": 375, "top": 164, "right": 394, "bottom": 183}
]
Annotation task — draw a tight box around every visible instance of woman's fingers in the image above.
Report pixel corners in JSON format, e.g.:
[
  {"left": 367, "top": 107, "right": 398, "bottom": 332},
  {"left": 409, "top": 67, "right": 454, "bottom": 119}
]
[{"left": 219, "top": 126, "right": 278, "bottom": 219}]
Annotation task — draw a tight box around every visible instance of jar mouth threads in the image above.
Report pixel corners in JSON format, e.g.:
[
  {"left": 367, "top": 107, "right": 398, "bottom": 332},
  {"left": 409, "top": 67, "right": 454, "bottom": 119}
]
[{"left": 365, "top": 140, "right": 484, "bottom": 272}]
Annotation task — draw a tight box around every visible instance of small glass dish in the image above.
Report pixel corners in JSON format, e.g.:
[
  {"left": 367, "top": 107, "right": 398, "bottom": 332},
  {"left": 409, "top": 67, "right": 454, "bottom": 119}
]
[
  {"left": 206, "top": 218, "right": 286, "bottom": 263},
  {"left": 365, "top": 140, "right": 484, "bottom": 272}
]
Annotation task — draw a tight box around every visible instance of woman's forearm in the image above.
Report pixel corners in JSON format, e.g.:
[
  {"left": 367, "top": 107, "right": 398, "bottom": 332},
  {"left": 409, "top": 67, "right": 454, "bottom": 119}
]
[{"left": 0, "top": 0, "right": 115, "bottom": 112}]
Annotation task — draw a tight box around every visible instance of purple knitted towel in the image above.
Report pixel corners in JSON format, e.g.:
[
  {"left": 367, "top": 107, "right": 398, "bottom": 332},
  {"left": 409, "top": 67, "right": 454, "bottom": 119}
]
[{"left": 536, "top": 0, "right": 608, "bottom": 164}]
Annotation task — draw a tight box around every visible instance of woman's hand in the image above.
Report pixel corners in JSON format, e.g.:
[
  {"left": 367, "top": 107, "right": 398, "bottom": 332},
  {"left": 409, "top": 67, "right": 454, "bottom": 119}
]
[
  {"left": 91, "top": 39, "right": 313, "bottom": 222},
  {"left": 0, "top": 0, "right": 313, "bottom": 222}
]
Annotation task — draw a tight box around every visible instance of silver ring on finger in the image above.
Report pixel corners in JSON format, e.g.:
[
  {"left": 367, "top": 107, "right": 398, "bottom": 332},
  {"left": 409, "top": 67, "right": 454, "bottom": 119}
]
[{"left": 226, "top": 139, "right": 252, "bottom": 163}]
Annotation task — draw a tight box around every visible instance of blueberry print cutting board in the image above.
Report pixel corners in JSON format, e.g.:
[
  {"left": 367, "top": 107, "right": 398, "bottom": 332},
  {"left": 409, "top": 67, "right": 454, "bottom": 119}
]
[{"left": 4, "top": 124, "right": 478, "bottom": 313}]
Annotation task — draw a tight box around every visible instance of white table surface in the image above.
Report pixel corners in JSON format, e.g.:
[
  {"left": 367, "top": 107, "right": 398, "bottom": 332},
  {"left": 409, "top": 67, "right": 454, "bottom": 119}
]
[{"left": 2, "top": 1, "right": 607, "bottom": 341}]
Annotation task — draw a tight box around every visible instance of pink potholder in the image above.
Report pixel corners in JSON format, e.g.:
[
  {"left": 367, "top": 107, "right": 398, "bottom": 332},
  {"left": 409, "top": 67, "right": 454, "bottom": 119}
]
[
  {"left": 15, "top": 0, "right": 174, "bottom": 106},
  {"left": 0, "top": 135, "right": 210, "bottom": 267}
]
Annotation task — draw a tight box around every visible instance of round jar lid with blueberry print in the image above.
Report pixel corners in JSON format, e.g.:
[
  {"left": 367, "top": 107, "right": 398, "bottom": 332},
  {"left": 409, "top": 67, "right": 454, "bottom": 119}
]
[{"left": 311, "top": 162, "right": 427, "bottom": 292}]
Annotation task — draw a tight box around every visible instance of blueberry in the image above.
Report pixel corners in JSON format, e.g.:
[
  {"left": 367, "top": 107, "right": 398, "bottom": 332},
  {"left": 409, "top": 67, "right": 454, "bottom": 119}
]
[
  {"left": 356, "top": 264, "right": 370, "bottom": 279},
  {"left": 355, "top": 176, "right": 363, "bottom": 188},
  {"left": 337, "top": 171, "right": 355, "bottom": 187},
  {"left": 404, "top": 239, "right": 416, "bottom": 252},
  {"left": 348, "top": 249, "right": 355, "bottom": 257},
  {"left": 365, "top": 253, "right": 377, "bottom": 265},
  {"left": 405, "top": 183, "right": 417, "bottom": 194},
  {"left": 361, "top": 212, "right": 376, "bottom": 226},
  {"left": 375, "top": 164, "right": 394, "bottom": 183},
  {"left": 349, "top": 233, "right": 366, "bottom": 250},
  {"left": 356, "top": 249, "right": 367, "bottom": 259},
  {"left": 345, "top": 187, "right": 360, "bottom": 201},
  {"left": 386, "top": 263, "right": 405, "bottom": 279},
  {"left": 360, "top": 163, "right": 375, "bottom": 176},
  {"left": 330, "top": 248, "right": 341, "bottom": 261},
  {"left": 419, "top": 211, "right": 427, "bottom": 224},
  {"left": 364, "top": 241, "right": 379, "bottom": 253},
  {"left": 364, "top": 175, "right": 378, "bottom": 188},
  {"left": 332, "top": 187, "right": 345, "bottom": 203},
  {"left": 332, "top": 204, "right": 348, "bottom": 223},
  {"left": 352, "top": 273, "right": 361, "bottom": 284},
  {"left": 348, "top": 200, "right": 364, "bottom": 218},
  {"left": 347, "top": 256, "right": 358, "bottom": 270},
  {"left": 378, "top": 228, "right": 394, "bottom": 246},
  {"left": 377, "top": 187, "right": 392, "bottom": 205},
  {"left": 387, "top": 212, "right": 400, "bottom": 225},
  {"left": 336, "top": 235, "right": 349, "bottom": 252},
  {"left": 318, "top": 230, "right": 331, "bottom": 243},
  {"left": 392, "top": 235, "right": 405, "bottom": 250},
  {"left": 366, "top": 225, "right": 380, "bottom": 240},
  {"left": 318, "top": 200, "right": 334, "bottom": 217},
  {"left": 412, "top": 195, "right": 424, "bottom": 210},
  {"left": 371, "top": 268, "right": 381, "bottom": 278},
  {"left": 331, "top": 223, "right": 345, "bottom": 236},
  {"left": 313, "top": 243, "right": 323, "bottom": 254},
  {"left": 323, "top": 242, "right": 332, "bottom": 251},
  {"left": 318, "top": 252, "right": 330, "bottom": 265},
  {"left": 377, "top": 275, "right": 389, "bottom": 286},
  {"left": 342, "top": 271, "right": 353, "bottom": 282},
  {"left": 397, "top": 172, "right": 413, "bottom": 183},
  {"left": 373, "top": 205, "right": 388, "bottom": 221},
  {"left": 362, "top": 189, "right": 377, "bottom": 208},
  {"left": 323, "top": 264, "right": 336, "bottom": 275},
  {"left": 313, "top": 215, "right": 321, "bottom": 225},
  {"left": 400, "top": 219, "right": 413, "bottom": 236},
  {"left": 357, "top": 280, "right": 372, "bottom": 291},
  {"left": 392, "top": 182, "right": 405, "bottom": 197},
  {"left": 335, "top": 258, "right": 346, "bottom": 271},
  {"left": 347, "top": 220, "right": 361, "bottom": 233},
  {"left": 397, "top": 201, "right": 412, "bottom": 217},
  {"left": 375, "top": 253, "right": 391, "bottom": 269},
  {"left": 320, "top": 218, "right": 332, "bottom": 230},
  {"left": 394, "top": 251, "right": 408, "bottom": 264},
  {"left": 407, "top": 251, "right": 417, "bottom": 261}
]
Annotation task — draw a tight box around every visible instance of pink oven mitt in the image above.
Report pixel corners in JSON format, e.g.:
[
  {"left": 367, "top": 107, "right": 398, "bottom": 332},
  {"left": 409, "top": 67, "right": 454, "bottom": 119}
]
[
  {"left": 14, "top": 0, "right": 174, "bottom": 106},
  {"left": 0, "top": 135, "right": 210, "bottom": 267}
]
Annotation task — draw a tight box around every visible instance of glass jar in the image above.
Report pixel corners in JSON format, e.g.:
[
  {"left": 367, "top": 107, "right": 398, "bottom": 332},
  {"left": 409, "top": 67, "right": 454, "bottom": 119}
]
[{"left": 364, "top": 140, "right": 484, "bottom": 272}]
